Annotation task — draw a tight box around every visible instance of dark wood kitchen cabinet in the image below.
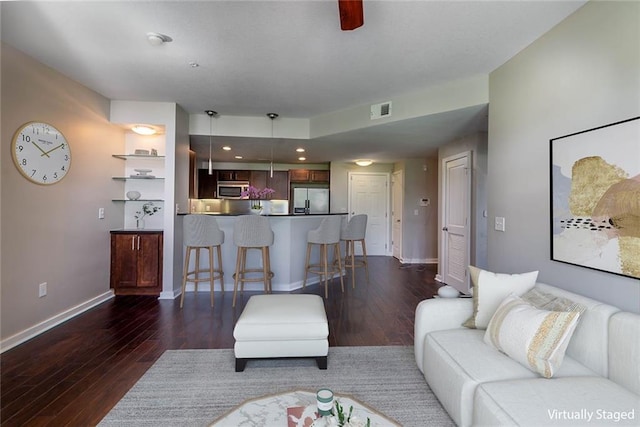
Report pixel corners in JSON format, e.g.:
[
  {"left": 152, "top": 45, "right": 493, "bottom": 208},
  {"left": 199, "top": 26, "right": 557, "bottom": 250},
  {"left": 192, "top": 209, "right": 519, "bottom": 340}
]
[
  {"left": 110, "top": 230, "right": 163, "bottom": 295},
  {"left": 289, "top": 169, "right": 330, "bottom": 183},
  {"left": 218, "top": 170, "right": 250, "bottom": 181},
  {"left": 251, "top": 170, "right": 289, "bottom": 199}
]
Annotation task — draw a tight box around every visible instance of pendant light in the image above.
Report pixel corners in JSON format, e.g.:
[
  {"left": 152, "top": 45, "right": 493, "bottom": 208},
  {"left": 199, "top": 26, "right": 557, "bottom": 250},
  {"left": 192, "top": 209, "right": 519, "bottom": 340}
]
[
  {"left": 267, "top": 113, "right": 278, "bottom": 178},
  {"left": 205, "top": 110, "right": 217, "bottom": 175}
]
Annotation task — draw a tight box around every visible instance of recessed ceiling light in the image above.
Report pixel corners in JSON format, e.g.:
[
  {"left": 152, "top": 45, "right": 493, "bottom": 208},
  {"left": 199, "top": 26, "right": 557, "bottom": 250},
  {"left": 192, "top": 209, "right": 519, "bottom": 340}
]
[
  {"left": 298, "top": 157, "right": 306, "bottom": 161},
  {"left": 355, "top": 159, "right": 373, "bottom": 167},
  {"left": 235, "top": 155, "right": 243, "bottom": 159},
  {"left": 222, "top": 146, "right": 231, "bottom": 151},
  {"left": 296, "top": 148, "right": 305, "bottom": 153},
  {"left": 189, "top": 61, "right": 199, "bottom": 68},
  {"left": 131, "top": 125, "right": 156, "bottom": 135},
  {"left": 146, "top": 32, "right": 173, "bottom": 46}
]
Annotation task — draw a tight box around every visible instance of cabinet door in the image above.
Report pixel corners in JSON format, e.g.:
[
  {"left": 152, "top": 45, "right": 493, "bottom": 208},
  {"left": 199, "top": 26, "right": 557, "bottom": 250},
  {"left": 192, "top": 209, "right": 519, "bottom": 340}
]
[
  {"left": 268, "top": 171, "right": 289, "bottom": 199},
  {"left": 290, "top": 169, "right": 310, "bottom": 182},
  {"left": 111, "top": 234, "right": 139, "bottom": 289},
  {"left": 235, "top": 170, "right": 251, "bottom": 181},
  {"left": 250, "top": 170, "right": 268, "bottom": 191},
  {"left": 310, "top": 170, "right": 330, "bottom": 182},
  {"left": 136, "top": 233, "right": 163, "bottom": 289},
  {"left": 218, "top": 170, "right": 235, "bottom": 181},
  {"left": 198, "top": 169, "right": 217, "bottom": 198}
]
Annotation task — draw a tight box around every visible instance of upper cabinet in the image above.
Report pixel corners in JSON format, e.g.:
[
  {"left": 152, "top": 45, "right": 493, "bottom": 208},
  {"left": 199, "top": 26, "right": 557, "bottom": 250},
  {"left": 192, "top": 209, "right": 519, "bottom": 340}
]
[
  {"left": 289, "top": 169, "right": 330, "bottom": 183},
  {"left": 218, "top": 170, "right": 250, "bottom": 181}
]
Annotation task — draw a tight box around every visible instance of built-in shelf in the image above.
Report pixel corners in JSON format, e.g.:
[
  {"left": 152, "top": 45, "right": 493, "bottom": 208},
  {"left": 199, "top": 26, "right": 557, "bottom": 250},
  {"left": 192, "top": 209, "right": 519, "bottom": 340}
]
[{"left": 112, "top": 154, "right": 165, "bottom": 160}]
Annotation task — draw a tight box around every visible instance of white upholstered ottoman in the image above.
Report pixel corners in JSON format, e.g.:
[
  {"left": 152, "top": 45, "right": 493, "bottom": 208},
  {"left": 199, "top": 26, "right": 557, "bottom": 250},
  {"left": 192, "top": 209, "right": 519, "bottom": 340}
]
[{"left": 233, "top": 294, "right": 329, "bottom": 372}]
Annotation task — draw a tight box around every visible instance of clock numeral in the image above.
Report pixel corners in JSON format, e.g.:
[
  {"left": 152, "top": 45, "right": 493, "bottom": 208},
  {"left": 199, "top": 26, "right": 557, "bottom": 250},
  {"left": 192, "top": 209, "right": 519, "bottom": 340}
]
[
  {"left": 18, "top": 145, "right": 24, "bottom": 152},
  {"left": 21, "top": 135, "right": 31, "bottom": 143},
  {"left": 61, "top": 165, "right": 66, "bottom": 171},
  {"left": 64, "top": 155, "right": 69, "bottom": 161},
  {"left": 21, "top": 158, "right": 27, "bottom": 166},
  {"left": 42, "top": 174, "right": 48, "bottom": 182},
  {"left": 30, "top": 169, "right": 36, "bottom": 177},
  {"left": 54, "top": 172, "right": 58, "bottom": 179}
]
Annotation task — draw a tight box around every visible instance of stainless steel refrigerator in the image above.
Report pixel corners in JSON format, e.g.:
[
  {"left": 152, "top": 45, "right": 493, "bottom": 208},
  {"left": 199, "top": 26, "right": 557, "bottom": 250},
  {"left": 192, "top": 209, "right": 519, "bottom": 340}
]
[{"left": 292, "top": 187, "right": 329, "bottom": 214}]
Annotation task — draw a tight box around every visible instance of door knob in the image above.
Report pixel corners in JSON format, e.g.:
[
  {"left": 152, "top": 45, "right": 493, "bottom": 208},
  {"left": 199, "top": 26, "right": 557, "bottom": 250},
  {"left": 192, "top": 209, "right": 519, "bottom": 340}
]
[{"left": 442, "top": 227, "right": 448, "bottom": 231}]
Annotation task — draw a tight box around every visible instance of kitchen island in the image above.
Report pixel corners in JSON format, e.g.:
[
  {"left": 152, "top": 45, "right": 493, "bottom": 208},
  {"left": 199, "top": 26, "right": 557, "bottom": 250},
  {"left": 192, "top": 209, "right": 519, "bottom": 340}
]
[{"left": 178, "top": 213, "right": 348, "bottom": 294}]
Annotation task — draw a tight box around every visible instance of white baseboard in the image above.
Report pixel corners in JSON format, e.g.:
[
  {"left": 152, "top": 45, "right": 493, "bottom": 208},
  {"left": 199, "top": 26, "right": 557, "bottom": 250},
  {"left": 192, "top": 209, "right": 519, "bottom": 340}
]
[
  {"left": 0, "top": 290, "right": 114, "bottom": 353},
  {"left": 435, "top": 274, "right": 444, "bottom": 283},
  {"left": 400, "top": 258, "right": 438, "bottom": 264}
]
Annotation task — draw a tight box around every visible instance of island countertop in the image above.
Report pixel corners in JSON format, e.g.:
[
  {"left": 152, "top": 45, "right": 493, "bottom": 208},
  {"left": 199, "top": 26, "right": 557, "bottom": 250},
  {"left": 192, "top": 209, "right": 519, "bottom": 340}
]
[{"left": 178, "top": 214, "right": 348, "bottom": 296}]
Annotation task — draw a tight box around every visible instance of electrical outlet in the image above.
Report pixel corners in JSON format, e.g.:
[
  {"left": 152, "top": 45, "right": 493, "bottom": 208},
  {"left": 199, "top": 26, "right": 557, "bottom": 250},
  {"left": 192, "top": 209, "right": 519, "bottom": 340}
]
[
  {"left": 39, "top": 282, "right": 47, "bottom": 298},
  {"left": 98, "top": 207, "right": 105, "bottom": 219}
]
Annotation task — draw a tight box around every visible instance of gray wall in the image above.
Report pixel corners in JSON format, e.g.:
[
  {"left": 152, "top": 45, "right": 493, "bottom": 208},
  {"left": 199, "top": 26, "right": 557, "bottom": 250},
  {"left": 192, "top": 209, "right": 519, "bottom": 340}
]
[
  {"left": 487, "top": 1, "right": 640, "bottom": 313},
  {"left": 1, "top": 43, "right": 124, "bottom": 341}
]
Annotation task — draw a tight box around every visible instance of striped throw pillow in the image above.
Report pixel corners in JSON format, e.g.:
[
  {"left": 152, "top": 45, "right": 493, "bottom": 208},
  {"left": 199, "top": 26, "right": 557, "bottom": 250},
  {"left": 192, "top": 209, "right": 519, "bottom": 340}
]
[{"left": 484, "top": 293, "right": 582, "bottom": 378}]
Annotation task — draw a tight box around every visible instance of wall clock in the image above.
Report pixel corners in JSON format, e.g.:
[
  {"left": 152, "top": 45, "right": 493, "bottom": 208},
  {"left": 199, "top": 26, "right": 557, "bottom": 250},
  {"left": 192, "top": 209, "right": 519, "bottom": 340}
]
[{"left": 11, "top": 121, "right": 72, "bottom": 185}]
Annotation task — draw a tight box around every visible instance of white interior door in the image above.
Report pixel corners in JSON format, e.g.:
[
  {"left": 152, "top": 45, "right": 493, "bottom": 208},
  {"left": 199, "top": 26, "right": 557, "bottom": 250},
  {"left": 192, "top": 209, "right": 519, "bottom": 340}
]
[
  {"left": 441, "top": 152, "right": 471, "bottom": 293},
  {"left": 391, "top": 171, "right": 403, "bottom": 260},
  {"left": 348, "top": 172, "right": 390, "bottom": 256}
]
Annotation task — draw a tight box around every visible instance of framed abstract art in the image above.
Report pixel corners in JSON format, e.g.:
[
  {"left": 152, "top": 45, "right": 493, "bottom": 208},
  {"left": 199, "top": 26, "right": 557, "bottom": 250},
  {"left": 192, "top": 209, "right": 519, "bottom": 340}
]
[{"left": 550, "top": 116, "right": 640, "bottom": 279}]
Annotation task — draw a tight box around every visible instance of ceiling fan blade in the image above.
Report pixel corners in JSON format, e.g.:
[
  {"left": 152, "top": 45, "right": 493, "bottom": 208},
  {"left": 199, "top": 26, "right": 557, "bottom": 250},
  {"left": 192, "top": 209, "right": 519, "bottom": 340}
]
[{"left": 338, "top": 0, "right": 364, "bottom": 31}]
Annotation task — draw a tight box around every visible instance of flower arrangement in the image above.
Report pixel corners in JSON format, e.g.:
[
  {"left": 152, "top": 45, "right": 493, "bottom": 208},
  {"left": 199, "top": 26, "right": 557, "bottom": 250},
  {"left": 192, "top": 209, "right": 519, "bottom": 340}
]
[
  {"left": 311, "top": 401, "right": 371, "bottom": 427},
  {"left": 241, "top": 185, "right": 276, "bottom": 200},
  {"left": 242, "top": 186, "right": 276, "bottom": 210},
  {"left": 135, "top": 201, "right": 161, "bottom": 220}
]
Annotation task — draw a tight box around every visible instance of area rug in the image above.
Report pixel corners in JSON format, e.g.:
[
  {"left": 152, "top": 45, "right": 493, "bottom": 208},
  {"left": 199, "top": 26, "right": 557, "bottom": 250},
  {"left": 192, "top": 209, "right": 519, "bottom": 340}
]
[{"left": 99, "top": 346, "right": 453, "bottom": 427}]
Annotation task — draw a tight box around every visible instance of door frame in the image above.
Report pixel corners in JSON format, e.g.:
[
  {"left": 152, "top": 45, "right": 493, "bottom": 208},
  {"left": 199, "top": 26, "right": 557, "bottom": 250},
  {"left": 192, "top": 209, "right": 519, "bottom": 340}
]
[
  {"left": 438, "top": 151, "right": 472, "bottom": 292},
  {"left": 348, "top": 171, "right": 392, "bottom": 256},
  {"left": 391, "top": 170, "right": 404, "bottom": 261}
]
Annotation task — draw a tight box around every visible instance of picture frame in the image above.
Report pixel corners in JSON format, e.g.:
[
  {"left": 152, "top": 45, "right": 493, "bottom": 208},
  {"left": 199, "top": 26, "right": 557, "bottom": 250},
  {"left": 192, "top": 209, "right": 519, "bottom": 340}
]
[{"left": 550, "top": 116, "right": 640, "bottom": 279}]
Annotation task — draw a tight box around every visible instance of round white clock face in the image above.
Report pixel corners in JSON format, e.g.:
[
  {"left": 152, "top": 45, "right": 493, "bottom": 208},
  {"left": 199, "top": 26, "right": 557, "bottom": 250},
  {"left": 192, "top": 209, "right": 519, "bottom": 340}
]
[{"left": 11, "top": 122, "right": 72, "bottom": 185}]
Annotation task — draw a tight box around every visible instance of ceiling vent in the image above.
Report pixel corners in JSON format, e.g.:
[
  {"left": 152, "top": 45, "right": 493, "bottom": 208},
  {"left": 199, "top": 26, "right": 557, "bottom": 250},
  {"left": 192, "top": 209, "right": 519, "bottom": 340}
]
[{"left": 370, "top": 101, "right": 392, "bottom": 120}]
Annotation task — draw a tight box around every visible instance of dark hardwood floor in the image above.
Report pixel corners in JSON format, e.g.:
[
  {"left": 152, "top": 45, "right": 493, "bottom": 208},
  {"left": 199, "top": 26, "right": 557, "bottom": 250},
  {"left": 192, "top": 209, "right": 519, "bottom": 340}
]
[{"left": 1, "top": 257, "right": 440, "bottom": 426}]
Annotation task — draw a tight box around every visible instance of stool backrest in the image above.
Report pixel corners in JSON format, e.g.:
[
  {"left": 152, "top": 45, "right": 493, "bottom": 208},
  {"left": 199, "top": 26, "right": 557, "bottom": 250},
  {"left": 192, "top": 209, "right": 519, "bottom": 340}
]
[
  {"left": 233, "top": 215, "right": 274, "bottom": 247},
  {"left": 308, "top": 216, "right": 342, "bottom": 244},
  {"left": 342, "top": 214, "right": 367, "bottom": 240},
  {"left": 183, "top": 215, "right": 225, "bottom": 246}
]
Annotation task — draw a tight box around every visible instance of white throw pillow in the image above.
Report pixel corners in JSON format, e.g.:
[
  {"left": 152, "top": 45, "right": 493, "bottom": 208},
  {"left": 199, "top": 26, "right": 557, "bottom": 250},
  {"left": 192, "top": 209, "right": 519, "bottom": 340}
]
[
  {"left": 484, "top": 293, "right": 582, "bottom": 378},
  {"left": 462, "top": 266, "right": 538, "bottom": 329}
]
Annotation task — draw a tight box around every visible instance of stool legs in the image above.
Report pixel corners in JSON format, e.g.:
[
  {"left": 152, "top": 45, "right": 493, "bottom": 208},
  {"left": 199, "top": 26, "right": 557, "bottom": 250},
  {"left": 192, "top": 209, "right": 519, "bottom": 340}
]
[
  {"left": 233, "top": 246, "right": 273, "bottom": 307},
  {"left": 344, "top": 239, "right": 369, "bottom": 289},
  {"left": 304, "top": 242, "right": 344, "bottom": 298},
  {"left": 181, "top": 245, "right": 223, "bottom": 308}
]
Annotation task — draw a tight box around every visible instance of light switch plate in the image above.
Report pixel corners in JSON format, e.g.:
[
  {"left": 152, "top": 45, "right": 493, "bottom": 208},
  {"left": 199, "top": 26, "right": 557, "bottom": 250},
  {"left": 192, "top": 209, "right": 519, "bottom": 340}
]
[{"left": 495, "top": 216, "right": 506, "bottom": 232}]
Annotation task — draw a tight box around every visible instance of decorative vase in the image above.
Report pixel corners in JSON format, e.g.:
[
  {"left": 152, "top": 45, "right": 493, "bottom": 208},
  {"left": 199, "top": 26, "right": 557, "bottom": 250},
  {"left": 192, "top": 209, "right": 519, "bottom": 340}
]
[
  {"left": 126, "top": 190, "right": 141, "bottom": 200},
  {"left": 136, "top": 218, "right": 145, "bottom": 229},
  {"left": 250, "top": 207, "right": 262, "bottom": 215}
]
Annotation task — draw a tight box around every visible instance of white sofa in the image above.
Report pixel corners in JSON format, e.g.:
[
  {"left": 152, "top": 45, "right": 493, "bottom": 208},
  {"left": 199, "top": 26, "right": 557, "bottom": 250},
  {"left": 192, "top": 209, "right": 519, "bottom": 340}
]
[{"left": 414, "top": 283, "right": 640, "bottom": 426}]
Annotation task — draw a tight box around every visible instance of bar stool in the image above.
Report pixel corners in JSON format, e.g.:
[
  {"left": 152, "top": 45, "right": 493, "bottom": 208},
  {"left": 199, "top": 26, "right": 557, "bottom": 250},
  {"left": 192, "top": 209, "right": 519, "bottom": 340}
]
[
  {"left": 232, "top": 215, "right": 274, "bottom": 307},
  {"left": 341, "top": 214, "right": 369, "bottom": 289},
  {"left": 180, "top": 215, "right": 225, "bottom": 308},
  {"left": 303, "top": 216, "right": 344, "bottom": 298}
]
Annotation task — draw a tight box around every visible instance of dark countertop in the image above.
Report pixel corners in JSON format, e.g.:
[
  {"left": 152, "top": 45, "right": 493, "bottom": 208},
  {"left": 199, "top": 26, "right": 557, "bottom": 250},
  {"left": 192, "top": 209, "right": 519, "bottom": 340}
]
[
  {"left": 110, "top": 229, "right": 164, "bottom": 233},
  {"left": 178, "top": 213, "right": 347, "bottom": 217}
]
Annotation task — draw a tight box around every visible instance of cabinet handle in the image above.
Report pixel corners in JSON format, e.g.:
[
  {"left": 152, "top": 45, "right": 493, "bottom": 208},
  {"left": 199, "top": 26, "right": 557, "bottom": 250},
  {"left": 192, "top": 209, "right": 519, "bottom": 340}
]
[
  {"left": 131, "top": 236, "right": 135, "bottom": 250},
  {"left": 137, "top": 236, "right": 141, "bottom": 251}
]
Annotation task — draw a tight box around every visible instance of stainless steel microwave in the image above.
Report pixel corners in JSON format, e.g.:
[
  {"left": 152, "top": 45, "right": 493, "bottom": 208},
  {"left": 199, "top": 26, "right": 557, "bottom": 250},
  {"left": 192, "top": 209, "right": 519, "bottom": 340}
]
[{"left": 216, "top": 181, "right": 249, "bottom": 199}]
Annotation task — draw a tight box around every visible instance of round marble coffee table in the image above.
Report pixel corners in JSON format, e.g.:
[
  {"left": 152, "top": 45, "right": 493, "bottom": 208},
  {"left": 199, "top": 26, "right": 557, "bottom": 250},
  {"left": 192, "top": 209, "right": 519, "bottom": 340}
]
[{"left": 210, "top": 389, "right": 400, "bottom": 426}]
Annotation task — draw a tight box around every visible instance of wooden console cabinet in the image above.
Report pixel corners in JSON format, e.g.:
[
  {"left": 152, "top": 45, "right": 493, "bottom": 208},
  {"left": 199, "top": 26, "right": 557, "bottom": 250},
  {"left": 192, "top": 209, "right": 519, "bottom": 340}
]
[{"left": 110, "top": 230, "right": 163, "bottom": 295}]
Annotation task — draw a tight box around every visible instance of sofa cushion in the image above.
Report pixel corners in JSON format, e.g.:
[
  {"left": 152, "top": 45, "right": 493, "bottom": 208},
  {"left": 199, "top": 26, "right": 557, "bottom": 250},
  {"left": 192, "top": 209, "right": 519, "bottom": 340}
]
[
  {"left": 423, "top": 329, "right": 537, "bottom": 426},
  {"left": 463, "top": 266, "right": 538, "bottom": 329},
  {"left": 534, "top": 283, "right": 620, "bottom": 377},
  {"left": 484, "top": 294, "right": 582, "bottom": 378},
  {"left": 609, "top": 312, "right": 640, "bottom": 395},
  {"left": 474, "top": 377, "right": 640, "bottom": 426}
]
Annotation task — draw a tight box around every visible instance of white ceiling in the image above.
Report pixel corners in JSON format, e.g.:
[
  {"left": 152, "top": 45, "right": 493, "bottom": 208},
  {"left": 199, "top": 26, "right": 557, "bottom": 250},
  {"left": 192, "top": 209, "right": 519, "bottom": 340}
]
[{"left": 1, "top": 1, "right": 586, "bottom": 164}]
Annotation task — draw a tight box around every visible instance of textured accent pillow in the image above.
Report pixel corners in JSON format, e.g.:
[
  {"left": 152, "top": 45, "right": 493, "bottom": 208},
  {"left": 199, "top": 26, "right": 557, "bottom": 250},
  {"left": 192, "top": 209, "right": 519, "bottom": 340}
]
[
  {"left": 484, "top": 293, "right": 582, "bottom": 378},
  {"left": 462, "top": 266, "right": 538, "bottom": 329},
  {"left": 521, "top": 288, "right": 586, "bottom": 313}
]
